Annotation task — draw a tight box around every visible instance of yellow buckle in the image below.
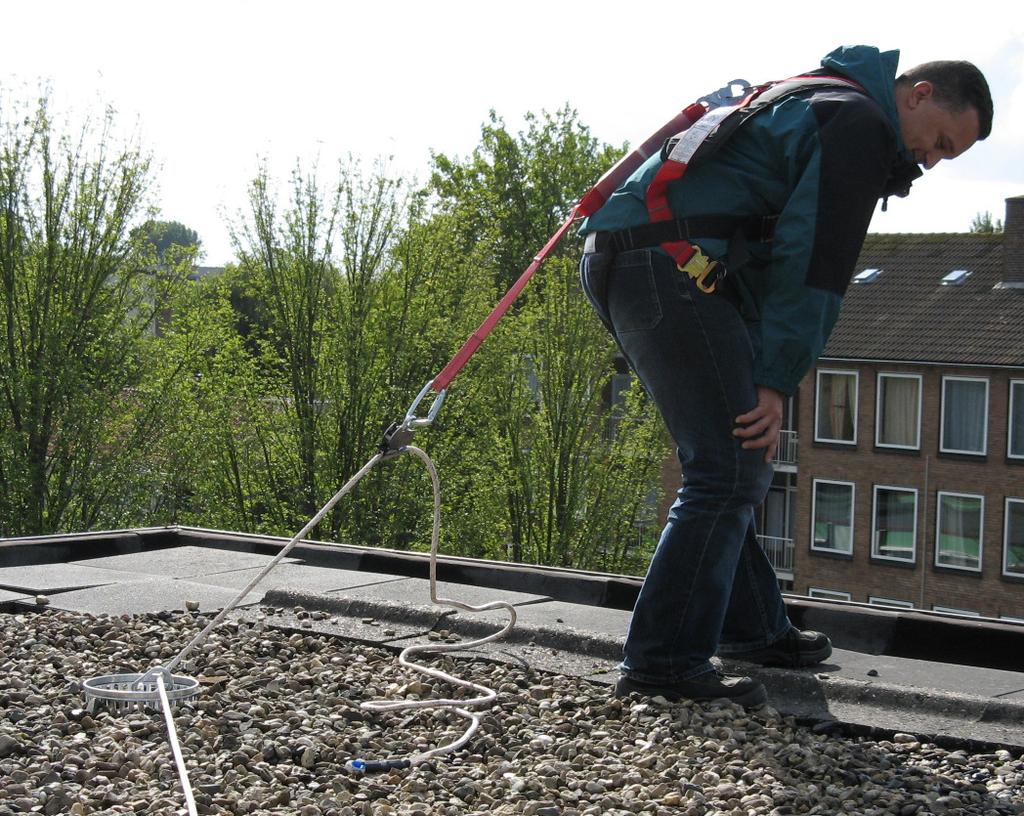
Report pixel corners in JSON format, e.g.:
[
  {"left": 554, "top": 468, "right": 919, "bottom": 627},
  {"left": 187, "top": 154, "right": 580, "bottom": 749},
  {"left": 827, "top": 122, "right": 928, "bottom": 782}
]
[{"left": 678, "top": 250, "right": 719, "bottom": 294}]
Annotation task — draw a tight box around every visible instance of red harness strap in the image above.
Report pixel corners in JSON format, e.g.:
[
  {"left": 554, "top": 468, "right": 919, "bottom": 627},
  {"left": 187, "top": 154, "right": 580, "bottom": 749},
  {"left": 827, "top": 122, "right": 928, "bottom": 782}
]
[{"left": 644, "top": 91, "right": 759, "bottom": 268}]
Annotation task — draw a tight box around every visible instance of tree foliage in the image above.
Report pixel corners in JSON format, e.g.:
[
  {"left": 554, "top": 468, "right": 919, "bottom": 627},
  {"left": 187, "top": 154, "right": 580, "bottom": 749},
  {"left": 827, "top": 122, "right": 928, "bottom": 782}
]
[
  {"left": 0, "top": 94, "right": 193, "bottom": 535},
  {"left": 428, "top": 107, "right": 664, "bottom": 570},
  {"left": 969, "top": 211, "right": 1004, "bottom": 234},
  {"left": 0, "top": 94, "right": 665, "bottom": 575},
  {"left": 130, "top": 219, "right": 201, "bottom": 264}
]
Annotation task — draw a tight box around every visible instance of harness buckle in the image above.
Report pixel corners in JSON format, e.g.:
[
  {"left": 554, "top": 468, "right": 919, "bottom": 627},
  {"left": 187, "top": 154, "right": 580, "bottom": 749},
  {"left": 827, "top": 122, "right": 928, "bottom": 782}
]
[{"left": 678, "top": 250, "right": 725, "bottom": 294}]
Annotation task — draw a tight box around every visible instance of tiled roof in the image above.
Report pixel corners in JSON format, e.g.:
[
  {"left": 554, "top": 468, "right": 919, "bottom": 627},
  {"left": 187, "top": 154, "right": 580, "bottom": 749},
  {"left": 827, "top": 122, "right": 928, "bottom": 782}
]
[{"left": 822, "top": 232, "right": 1024, "bottom": 366}]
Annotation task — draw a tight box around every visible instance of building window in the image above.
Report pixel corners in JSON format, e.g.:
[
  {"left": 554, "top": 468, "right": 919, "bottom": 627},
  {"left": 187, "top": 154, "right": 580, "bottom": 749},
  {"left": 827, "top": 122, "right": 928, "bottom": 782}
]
[
  {"left": 935, "top": 491, "right": 984, "bottom": 572},
  {"left": 940, "top": 376, "right": 988, "bottom": 455},
  {"left": 808, "top": 587, "right": 852, "bottom": 601},
  {"left": 932, "top": 605, "right": 981, "bottom": 617},
  {"left": 815, "top": 370, "right": 858, "bottom": 444},
  {"left": 1009, "top": 381, "right": 1024, "bottom": 460},
  {"left": 1004, "top": 499, "right": 1024, "bottom": 578},
  {"left": 869, "top": 597, "right": 915, "bottom": 609},
  {"left": 876, "top": 373, "right": 921, "bottom": 449},
  {"left": 811, "top": 479, "right": 855, "bottom": 555},
  {"left": 872, "top": 486, "right": 917, "bottom": 562}
]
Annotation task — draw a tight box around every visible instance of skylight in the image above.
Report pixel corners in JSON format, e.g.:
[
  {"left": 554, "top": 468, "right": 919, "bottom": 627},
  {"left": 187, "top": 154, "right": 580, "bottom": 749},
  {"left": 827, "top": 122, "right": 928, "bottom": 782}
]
[
  {"left": 852, "top": 268, "right": 881, "bottom": 283},
  {"left": 941, "top": 269, "right": 971, "bottom": 286}
]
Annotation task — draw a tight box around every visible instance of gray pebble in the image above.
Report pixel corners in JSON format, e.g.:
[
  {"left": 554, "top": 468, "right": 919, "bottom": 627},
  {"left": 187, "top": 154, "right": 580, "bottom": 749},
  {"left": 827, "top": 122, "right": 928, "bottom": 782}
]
[{"left": 0, "top": 607, "right": 1020, "bottom": 816}]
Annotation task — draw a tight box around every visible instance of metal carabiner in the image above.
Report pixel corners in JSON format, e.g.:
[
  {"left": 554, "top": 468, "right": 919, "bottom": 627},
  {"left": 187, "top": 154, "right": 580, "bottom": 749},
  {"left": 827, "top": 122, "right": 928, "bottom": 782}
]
[
  {"left": 379, "top": 381, "right": 447, "bottom": 459},
  {"left": 403, "top": 380, "right": 447, "bottom": 431}
]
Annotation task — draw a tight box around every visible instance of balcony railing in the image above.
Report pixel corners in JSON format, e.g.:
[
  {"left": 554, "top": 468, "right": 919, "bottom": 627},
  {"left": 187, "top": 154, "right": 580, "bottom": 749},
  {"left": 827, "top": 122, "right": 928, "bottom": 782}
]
[
  {"left": 772, "top": 429, "right": 799, "bottom": 468},
  {"left": 758, "top": 534, "right": 794, "bottom": 576}
]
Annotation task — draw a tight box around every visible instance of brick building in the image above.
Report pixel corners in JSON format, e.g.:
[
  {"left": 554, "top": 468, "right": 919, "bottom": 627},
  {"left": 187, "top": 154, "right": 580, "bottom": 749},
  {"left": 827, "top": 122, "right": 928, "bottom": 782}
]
[{"left": 788, "top": 196, "right": 1024, "bottom": 619}]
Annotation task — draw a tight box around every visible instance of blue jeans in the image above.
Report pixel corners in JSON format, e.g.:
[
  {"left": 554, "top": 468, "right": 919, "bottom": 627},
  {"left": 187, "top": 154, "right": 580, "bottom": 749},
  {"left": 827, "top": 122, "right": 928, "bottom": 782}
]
[{"left": 581, "top": 247, "right": 791, "bottom": 682}]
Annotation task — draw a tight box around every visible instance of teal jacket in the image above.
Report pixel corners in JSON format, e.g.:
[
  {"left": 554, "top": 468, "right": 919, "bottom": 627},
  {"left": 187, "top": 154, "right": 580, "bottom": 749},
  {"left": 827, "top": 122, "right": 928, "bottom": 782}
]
[{"left": 581, "top": 46, "right": 920, "bottom": 395}]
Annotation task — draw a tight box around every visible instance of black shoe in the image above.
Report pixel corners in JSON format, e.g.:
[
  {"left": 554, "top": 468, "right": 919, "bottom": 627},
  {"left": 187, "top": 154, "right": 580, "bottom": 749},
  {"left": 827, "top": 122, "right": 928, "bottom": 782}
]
[
  {"left": 726, "top": 628, "right": 832, "bottom": 668},
  {"left": 614, "top": 671, "right": 767, "bottom": 707}
]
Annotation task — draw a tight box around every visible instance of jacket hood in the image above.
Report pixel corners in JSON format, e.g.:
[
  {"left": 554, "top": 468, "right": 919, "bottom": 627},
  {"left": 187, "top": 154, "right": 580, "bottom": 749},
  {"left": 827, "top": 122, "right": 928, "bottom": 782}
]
[{"left": 821, "top": 45, "right": 921, "bottom": 199}]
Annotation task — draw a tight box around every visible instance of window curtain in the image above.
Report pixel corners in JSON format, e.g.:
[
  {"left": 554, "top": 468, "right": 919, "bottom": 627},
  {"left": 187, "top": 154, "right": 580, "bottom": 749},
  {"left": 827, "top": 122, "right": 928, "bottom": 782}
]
[
  {"left": 818, "top": 374, "right": 855, "bottom": 441},
  {"left": 879, "top": 377, "right": 918, "bottom": 447},
  {"left": 814, "top": 483, "right": 852, "bottom": 552},
  {"left": 875, "top": 489, "right": 915, "bottom": 559},
  {"left": 1011, "top": 383, "right": 1024, "bottom": 457},
  {"left": 938, "top": 494, "right": 981, "bottom": 568},
  {"left": 1007, "top": 501, "right": 1024, "bottom": 574},
  {"left": 942, "top": 380, "right": 986, "bottom": 453}
]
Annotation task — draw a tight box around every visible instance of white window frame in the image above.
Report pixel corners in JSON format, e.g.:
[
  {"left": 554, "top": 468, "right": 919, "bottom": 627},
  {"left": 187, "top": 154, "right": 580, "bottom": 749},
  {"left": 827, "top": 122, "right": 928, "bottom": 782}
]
[
  {"left": 869, "top": 597, "right": 915, "bottom": 609},
  {"left": 871, "top": 485, "right": 918, "bottom": 563},
  {"left": 808, "top": 587, "right": 852, "bottom": 601},
  {"left": 1009, "top": 380, "right": 1024, "bottom": 460},
  {"left": 875, "top": 372, "right": 922, "bottom": 450},
  {"left": 939, "top": 375, "right": 989, "bottom": 455},
  {"left": 814, "top": 369, "right": 859, "bottom": 445},
  {"left": 934, "top": 490, "right": 984, "bottom": 573},
  {"left": 811, "top": 478, "right": 856, "bottom": 555},
  {"left": 1003, "top": 498, "right": 1024, "bottom": 579},
  {"left": 932, "top": 605, "right": 981, "bottom": 617}
]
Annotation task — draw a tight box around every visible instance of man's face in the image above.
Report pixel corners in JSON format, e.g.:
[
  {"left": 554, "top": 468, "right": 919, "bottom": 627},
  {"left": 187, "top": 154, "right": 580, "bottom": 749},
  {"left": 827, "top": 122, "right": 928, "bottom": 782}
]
[{"left": 898, "top": 81, "right": 980, "bottom": 170}]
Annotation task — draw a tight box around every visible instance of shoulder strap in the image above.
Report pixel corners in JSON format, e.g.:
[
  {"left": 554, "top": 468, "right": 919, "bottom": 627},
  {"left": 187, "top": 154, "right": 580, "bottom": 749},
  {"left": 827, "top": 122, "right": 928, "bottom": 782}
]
[
  {"left": 647, "top": 75, "right": 865, "bottom": 268},
  {"left": 676, "top": 75, "right": 865, "bottom": 168}
]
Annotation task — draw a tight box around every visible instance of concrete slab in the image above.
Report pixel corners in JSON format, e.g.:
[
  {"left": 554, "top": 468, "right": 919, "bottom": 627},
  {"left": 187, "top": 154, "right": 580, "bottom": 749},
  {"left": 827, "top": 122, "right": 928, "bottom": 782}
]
[
  {"left": 383, "top": 636, "right": 621, "bottom": 683},
  {"left": 70, "top": 546, "right": 300, "bottom": 579},
  {"left": 812, "top": 647, "right": 1024, "bottom": 701},
  {"left": 509, "top": 598, "right": 632, "bottom": 637},
  {"left": 328, "top": 577, "right": 550, "bottom": 608},
  {"left": 825, "top": 698, "right": 1024, "bottom": 749},
  {"left": 753, "top": 668, "right": 1024, "bottom": 750},
  {"left": 0, "top": 563, "right": 146, "bottom": 593},
  {"left": 0, "top": 588, "right": 31, "bottom": 604},
  {"left": 243, "top": 604, "right": 441, "bottom": 645},
  {"left": 188, "top": 563, "right": 408, "bottom": 595},
  {"left": 18, "top": 577, "right": 247, "bottom": 616}
]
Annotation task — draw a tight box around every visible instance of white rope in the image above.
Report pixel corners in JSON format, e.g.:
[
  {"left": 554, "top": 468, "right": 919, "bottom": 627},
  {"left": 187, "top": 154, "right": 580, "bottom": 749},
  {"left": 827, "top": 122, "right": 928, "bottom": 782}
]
[
  {"left": 126, "top": 438, "right": 510, "bottom": 794},
  {"left": 157, "top": 452, "right": 386, "bottom": 676},
  {"left": 156, "top": 673, "right": 199, "bottom": 816},
  {"left": 137, "top": 451, "right": 389, "bottom": 810},
  {"left": 352, "top": 445, "right": 516, "bottom": 770}
]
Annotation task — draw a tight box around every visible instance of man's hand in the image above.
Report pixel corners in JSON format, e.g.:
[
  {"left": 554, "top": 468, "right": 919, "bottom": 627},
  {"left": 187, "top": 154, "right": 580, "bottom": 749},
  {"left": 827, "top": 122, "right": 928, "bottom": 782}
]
[{"left": 734, "top": 386, "right": 785, "bottom": 463}]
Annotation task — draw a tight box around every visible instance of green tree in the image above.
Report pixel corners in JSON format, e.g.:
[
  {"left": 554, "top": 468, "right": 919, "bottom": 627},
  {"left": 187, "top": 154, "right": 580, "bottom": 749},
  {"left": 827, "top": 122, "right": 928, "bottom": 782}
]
[
  {"left": 431, "top": 106, "right": 623, "bottom": 289},
  {"left": 0, "top": 94, "right": 192, "bottom": 535},
  {"left": 142, "top": 270, "right": 279, "bottom": 532},
  {"left": 130, "top": 219, "right": 202, "bottom": 264},
  {"left": 429, "top": 107, "right": 665, "bottom": 571},
  {"left": 223, "top": 160, "right": 484, "bottom": 546},
  {"left": 969, "top": 211, "right": 1003, "bottom": 233}
]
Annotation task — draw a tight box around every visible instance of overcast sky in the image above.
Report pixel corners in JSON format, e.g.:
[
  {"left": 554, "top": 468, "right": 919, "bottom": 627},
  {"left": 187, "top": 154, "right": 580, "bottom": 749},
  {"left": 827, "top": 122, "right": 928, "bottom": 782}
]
[{"left": 3, "top": 1, "right": 1022, "bottom": 265}]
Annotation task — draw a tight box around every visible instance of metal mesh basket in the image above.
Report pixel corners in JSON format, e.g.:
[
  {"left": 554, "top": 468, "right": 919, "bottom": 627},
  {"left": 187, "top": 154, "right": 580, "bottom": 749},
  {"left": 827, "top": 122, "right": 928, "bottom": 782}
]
[{"left": 82, "top": 672, "right": 201, "bottom": 714}]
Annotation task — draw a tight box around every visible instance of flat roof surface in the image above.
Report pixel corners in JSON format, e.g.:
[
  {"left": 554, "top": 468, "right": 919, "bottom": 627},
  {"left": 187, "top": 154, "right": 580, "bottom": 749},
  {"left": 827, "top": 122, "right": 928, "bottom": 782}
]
[{"left": 2, "top": 526, "right": 1022, "bottom": 752}]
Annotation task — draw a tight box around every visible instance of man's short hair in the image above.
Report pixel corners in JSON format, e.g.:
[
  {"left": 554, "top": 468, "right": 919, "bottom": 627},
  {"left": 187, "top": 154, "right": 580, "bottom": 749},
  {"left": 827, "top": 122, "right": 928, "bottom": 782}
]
[{"left": 896, "top": 61, "right": 993, "bottom": 140}]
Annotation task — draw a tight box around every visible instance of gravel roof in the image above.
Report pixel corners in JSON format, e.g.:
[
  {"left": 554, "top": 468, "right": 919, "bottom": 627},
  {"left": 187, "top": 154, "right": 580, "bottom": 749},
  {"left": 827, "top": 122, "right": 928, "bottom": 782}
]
[
  {"left": 823, "top": 233, "right": 1024, "bottom": 366},
  {"left": 1, "top": 608, "right": 1022, "bottom": 816}
]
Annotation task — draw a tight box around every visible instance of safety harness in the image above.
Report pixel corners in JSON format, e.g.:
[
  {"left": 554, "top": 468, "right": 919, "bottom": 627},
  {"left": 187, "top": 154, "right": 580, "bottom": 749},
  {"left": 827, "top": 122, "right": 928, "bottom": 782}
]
[{"left": 597, "top": 75, "right": 866, "bottom": 293}]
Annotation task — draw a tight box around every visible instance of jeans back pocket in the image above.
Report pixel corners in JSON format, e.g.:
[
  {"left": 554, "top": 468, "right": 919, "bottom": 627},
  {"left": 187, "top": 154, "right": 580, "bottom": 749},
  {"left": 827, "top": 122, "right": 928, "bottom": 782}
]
[{"left": 610, "top": 250, "right": 665, "bottom": 333}]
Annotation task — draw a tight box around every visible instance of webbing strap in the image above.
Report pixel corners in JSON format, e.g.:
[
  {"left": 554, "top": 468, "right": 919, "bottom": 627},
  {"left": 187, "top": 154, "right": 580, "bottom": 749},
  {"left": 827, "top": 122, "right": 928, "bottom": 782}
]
[
  {"left": 645, "top": 92, "right": 758, "bottom": 266},
  {"left": 430, "top": 207, "right": 579, "bottom": 392}
]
